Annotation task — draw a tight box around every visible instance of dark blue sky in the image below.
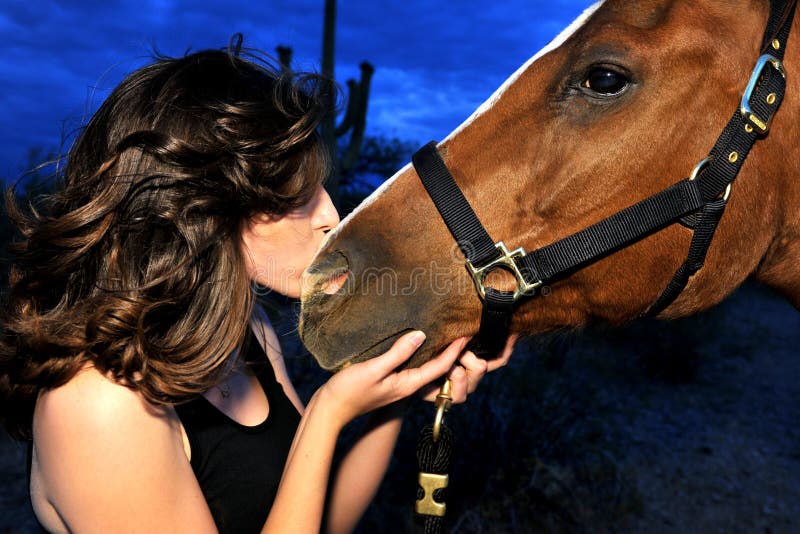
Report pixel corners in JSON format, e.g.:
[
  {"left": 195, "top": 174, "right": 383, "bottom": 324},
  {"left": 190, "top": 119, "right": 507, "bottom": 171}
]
[{"left": 1, "top": 0, "right": 595, "bottom": 180}]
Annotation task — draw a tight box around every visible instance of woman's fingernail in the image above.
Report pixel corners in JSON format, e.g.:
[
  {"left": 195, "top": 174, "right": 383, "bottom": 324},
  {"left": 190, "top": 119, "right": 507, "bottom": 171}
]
[{"left": 410, "top": 330, "right": 426, "bottom": 347}]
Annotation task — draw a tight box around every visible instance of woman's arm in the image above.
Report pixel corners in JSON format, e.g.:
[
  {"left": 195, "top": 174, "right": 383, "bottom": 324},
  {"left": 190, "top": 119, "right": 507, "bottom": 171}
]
[
  {"left": 261, "top": 332, "right": 465, "bottom": 533},
  {"left": 324, "top": 401, "right": 406, "bottom": 534},
  {"left": 249, "top": 304, "right": 482, "bottom": 532},
  {"left": 324, "top": 335, "right": 518, "bottom": 534}
]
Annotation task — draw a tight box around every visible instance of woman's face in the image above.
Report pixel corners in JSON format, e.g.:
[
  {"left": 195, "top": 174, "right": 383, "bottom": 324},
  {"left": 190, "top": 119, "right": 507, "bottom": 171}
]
[{"left": 240, "top": 185, "right": 339, "bottom": 298}]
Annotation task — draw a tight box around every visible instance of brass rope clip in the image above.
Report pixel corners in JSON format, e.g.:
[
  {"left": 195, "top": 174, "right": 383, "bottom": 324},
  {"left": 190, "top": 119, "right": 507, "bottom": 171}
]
[
  {"left": 432, "top": 378, "right": 453, "bottom": 443},
  {"left": 416, "top": 472, "right": 449, "bottom": 517},
  {"left": 416, "top": 379, "right": 454, "bottom": 517}
]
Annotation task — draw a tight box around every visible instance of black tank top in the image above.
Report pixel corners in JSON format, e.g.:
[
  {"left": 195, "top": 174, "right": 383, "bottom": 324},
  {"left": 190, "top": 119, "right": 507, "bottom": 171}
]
[{"left": 175, "top": 328, "right": 301, "bottom": 533}]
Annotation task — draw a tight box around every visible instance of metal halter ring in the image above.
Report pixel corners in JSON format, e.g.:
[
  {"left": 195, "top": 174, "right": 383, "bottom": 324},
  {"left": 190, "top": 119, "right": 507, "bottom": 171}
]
[
  {"left": 465, "top": 241, "right": 542, "bottom": 302},
  {"left": 688, "top": 156, "right": 733, "bottom": 202}
]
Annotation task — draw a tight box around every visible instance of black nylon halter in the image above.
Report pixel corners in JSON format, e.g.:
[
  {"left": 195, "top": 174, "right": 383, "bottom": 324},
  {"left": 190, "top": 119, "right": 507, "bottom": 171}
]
[{"left": 412, "top": 0, "right": 797, "bottom": 358}]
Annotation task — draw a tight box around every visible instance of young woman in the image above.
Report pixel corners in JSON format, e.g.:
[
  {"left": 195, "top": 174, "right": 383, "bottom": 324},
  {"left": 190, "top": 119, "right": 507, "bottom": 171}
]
[{"left": 0, "top": 47, "right": 514, "bottom": 533}]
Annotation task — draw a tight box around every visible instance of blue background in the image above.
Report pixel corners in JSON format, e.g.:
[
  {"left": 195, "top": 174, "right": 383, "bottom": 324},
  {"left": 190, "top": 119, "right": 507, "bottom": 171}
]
[{"left": 0, "top": 0, "right": 596, "bottom": 180}]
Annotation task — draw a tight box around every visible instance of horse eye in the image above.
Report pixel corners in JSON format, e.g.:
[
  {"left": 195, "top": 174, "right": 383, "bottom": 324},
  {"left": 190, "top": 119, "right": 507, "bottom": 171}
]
[{"left": 582, "top": 68, "right": 630, "bottom": 96}]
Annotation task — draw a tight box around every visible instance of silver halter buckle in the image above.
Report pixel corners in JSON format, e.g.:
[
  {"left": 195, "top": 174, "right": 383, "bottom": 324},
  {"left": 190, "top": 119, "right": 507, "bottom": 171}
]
[{"left": 740, "top": 54, "right": 786, "bottom": 134}]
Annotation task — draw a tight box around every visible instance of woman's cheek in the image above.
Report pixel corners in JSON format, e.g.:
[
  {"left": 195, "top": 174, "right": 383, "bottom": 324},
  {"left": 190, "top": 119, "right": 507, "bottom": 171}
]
[{"left": 282, "top": 256, "right": 308, "bottom": 297}]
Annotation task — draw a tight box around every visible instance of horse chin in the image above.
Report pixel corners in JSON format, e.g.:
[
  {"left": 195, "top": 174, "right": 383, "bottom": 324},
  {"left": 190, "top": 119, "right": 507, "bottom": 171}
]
[
  {"left": 299, "top": 299, "right": 446, "bottom": 371},
  {"left": 303, "top": 325, "right": 440, "bottom": 371},
  {"left": 331, "top": 328, "right": 432, "bottom": 372},
  {"left": 329, "top": 329, "right": 409, "bottom": 371}
]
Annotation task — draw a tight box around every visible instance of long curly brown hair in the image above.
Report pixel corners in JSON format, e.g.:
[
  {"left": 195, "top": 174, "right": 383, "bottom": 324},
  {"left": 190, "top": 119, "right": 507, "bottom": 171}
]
[{"left": 1, "top": 46, "right": 332, "bottom": 439}]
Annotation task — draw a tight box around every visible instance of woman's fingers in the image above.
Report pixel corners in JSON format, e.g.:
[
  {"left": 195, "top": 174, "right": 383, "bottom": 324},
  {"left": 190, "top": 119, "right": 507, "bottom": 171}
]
[
  {"left": 405, "top": 337, "right": 467, "bottom": 386},
  {"left": 418, "top": 334, "right": 518, "bottom": 403},
  {"left": 419, "top": 352, "right": 485, "bottom": 403},
  {"left": 486, "top": 334, "right": 518, "bottom": 372},
  {"left": 458, "top": 351, "right": 488, "bottom": 395},
  {"left": 387, "top": 337, "right": 467, "bottom": 397},
  {"left": 338, "top": 332, "right": 517, "bottom": 422},
  {"left": 365, "top": 330, "right": 428, "bottom": 377},
  {"left": 417, "top": 365, "right": 469, "bottom": 403},
  {"left": 445, "top": 350, "right": 490, "bottom": 404},
  {"left": 447, "top": 365, "right": 468, "bottom": 403}
]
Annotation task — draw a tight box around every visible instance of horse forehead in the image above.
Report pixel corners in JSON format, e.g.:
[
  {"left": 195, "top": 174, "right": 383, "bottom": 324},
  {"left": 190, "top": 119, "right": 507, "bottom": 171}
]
[
  {"left": 598, "top": 0, "right": 745, "bottom": 32},
  {"left": 600, "top": 0, "right": 677, "bottom": 28}
]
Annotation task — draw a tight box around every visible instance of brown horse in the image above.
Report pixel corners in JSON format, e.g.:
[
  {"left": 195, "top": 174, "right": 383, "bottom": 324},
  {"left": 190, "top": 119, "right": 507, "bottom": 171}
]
[{"left": 300, "top": 0, "right": 800, "bottom": 370}]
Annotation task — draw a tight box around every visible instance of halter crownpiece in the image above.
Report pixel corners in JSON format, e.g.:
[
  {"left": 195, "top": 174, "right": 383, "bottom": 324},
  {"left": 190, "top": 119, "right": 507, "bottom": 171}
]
[{"left": 412, "top": 0, "right": 797, "bottom": 358}]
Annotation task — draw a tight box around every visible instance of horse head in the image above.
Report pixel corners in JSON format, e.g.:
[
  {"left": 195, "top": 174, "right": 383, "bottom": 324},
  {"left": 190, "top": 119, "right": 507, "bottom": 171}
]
[{"left": 300, "top": 0, "right": 800, "bottom": 370}]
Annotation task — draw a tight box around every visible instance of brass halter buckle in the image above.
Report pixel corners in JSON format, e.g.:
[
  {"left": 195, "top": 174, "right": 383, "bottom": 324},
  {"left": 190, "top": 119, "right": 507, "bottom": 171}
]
[
  {"left": 465, "top": 241, "right": 542, "bottom": 303},
  {"left": 740, "top": 54, "right": 786, "bottom": 134}
]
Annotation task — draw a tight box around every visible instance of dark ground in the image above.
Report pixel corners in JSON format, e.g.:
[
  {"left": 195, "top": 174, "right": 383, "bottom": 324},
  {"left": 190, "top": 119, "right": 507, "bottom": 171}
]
[{"left": 1, "top": 281, "right": 798, "bottom": 533}]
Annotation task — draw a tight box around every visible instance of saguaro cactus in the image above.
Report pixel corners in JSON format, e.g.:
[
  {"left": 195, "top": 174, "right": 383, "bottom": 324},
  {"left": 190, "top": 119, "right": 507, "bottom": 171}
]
[
  {"left": 277, "top": 0, "right": 373, "bottom": 208},
  {"left": 275, "top": 46, "right": 293, "bottom": 72},
  {"left": 337, "top": 62, "right": 374, "bottom": 179}
]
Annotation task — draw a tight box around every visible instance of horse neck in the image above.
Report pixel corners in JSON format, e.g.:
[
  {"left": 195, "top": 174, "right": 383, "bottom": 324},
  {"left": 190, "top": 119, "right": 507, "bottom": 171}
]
[{"left": 749, "top": 5, "right": 800, "bottom": 308}]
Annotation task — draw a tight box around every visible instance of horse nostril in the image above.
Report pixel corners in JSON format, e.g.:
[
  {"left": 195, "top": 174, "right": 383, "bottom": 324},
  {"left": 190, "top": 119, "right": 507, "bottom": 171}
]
[
  {"left": 322, "top": 270, "right": 349, "bottom": 295},
  {"left": 304, "top": 250, "right": 351, "bottom": 299}
]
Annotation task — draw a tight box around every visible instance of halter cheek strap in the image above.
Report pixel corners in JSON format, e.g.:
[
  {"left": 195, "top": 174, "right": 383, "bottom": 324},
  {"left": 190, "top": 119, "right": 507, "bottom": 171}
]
[
  {"left": 411, "top": 146, "right": 518, "bottom": 357},
  {"left": 412, "top": 0, "right": 797, "bottom": 357}
]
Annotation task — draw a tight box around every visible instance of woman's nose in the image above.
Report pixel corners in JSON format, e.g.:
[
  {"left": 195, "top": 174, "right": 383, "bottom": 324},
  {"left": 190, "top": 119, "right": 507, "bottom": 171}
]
[{"left": 313, "top": 186, "right": 340, "bottom": 231}]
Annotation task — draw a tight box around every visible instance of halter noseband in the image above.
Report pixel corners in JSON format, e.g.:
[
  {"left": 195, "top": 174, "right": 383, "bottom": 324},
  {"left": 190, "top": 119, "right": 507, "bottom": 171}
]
[{"left": 412, "top": 0, "right": 797, "bottom": 358}]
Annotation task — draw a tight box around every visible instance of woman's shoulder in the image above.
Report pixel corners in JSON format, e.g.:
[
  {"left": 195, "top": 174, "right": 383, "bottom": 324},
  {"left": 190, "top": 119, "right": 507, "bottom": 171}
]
[
  {"left": 35, "top": 364, "right": 176, "bottom": 435},
  {"left": 33, "top": 365, "right": 187, "bottom": 482},
  {"left": 31, "top": 364, "right": 213, "bottom": 532}
]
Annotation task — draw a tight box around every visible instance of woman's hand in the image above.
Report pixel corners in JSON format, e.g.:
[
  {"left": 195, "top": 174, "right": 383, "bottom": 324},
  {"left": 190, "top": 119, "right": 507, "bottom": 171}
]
[
  {"left": 316, "top": 332, "right": 469, "bottom": 429},
  {"left": 418, "top": 334, "right": 518, "bottom": 404}
]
